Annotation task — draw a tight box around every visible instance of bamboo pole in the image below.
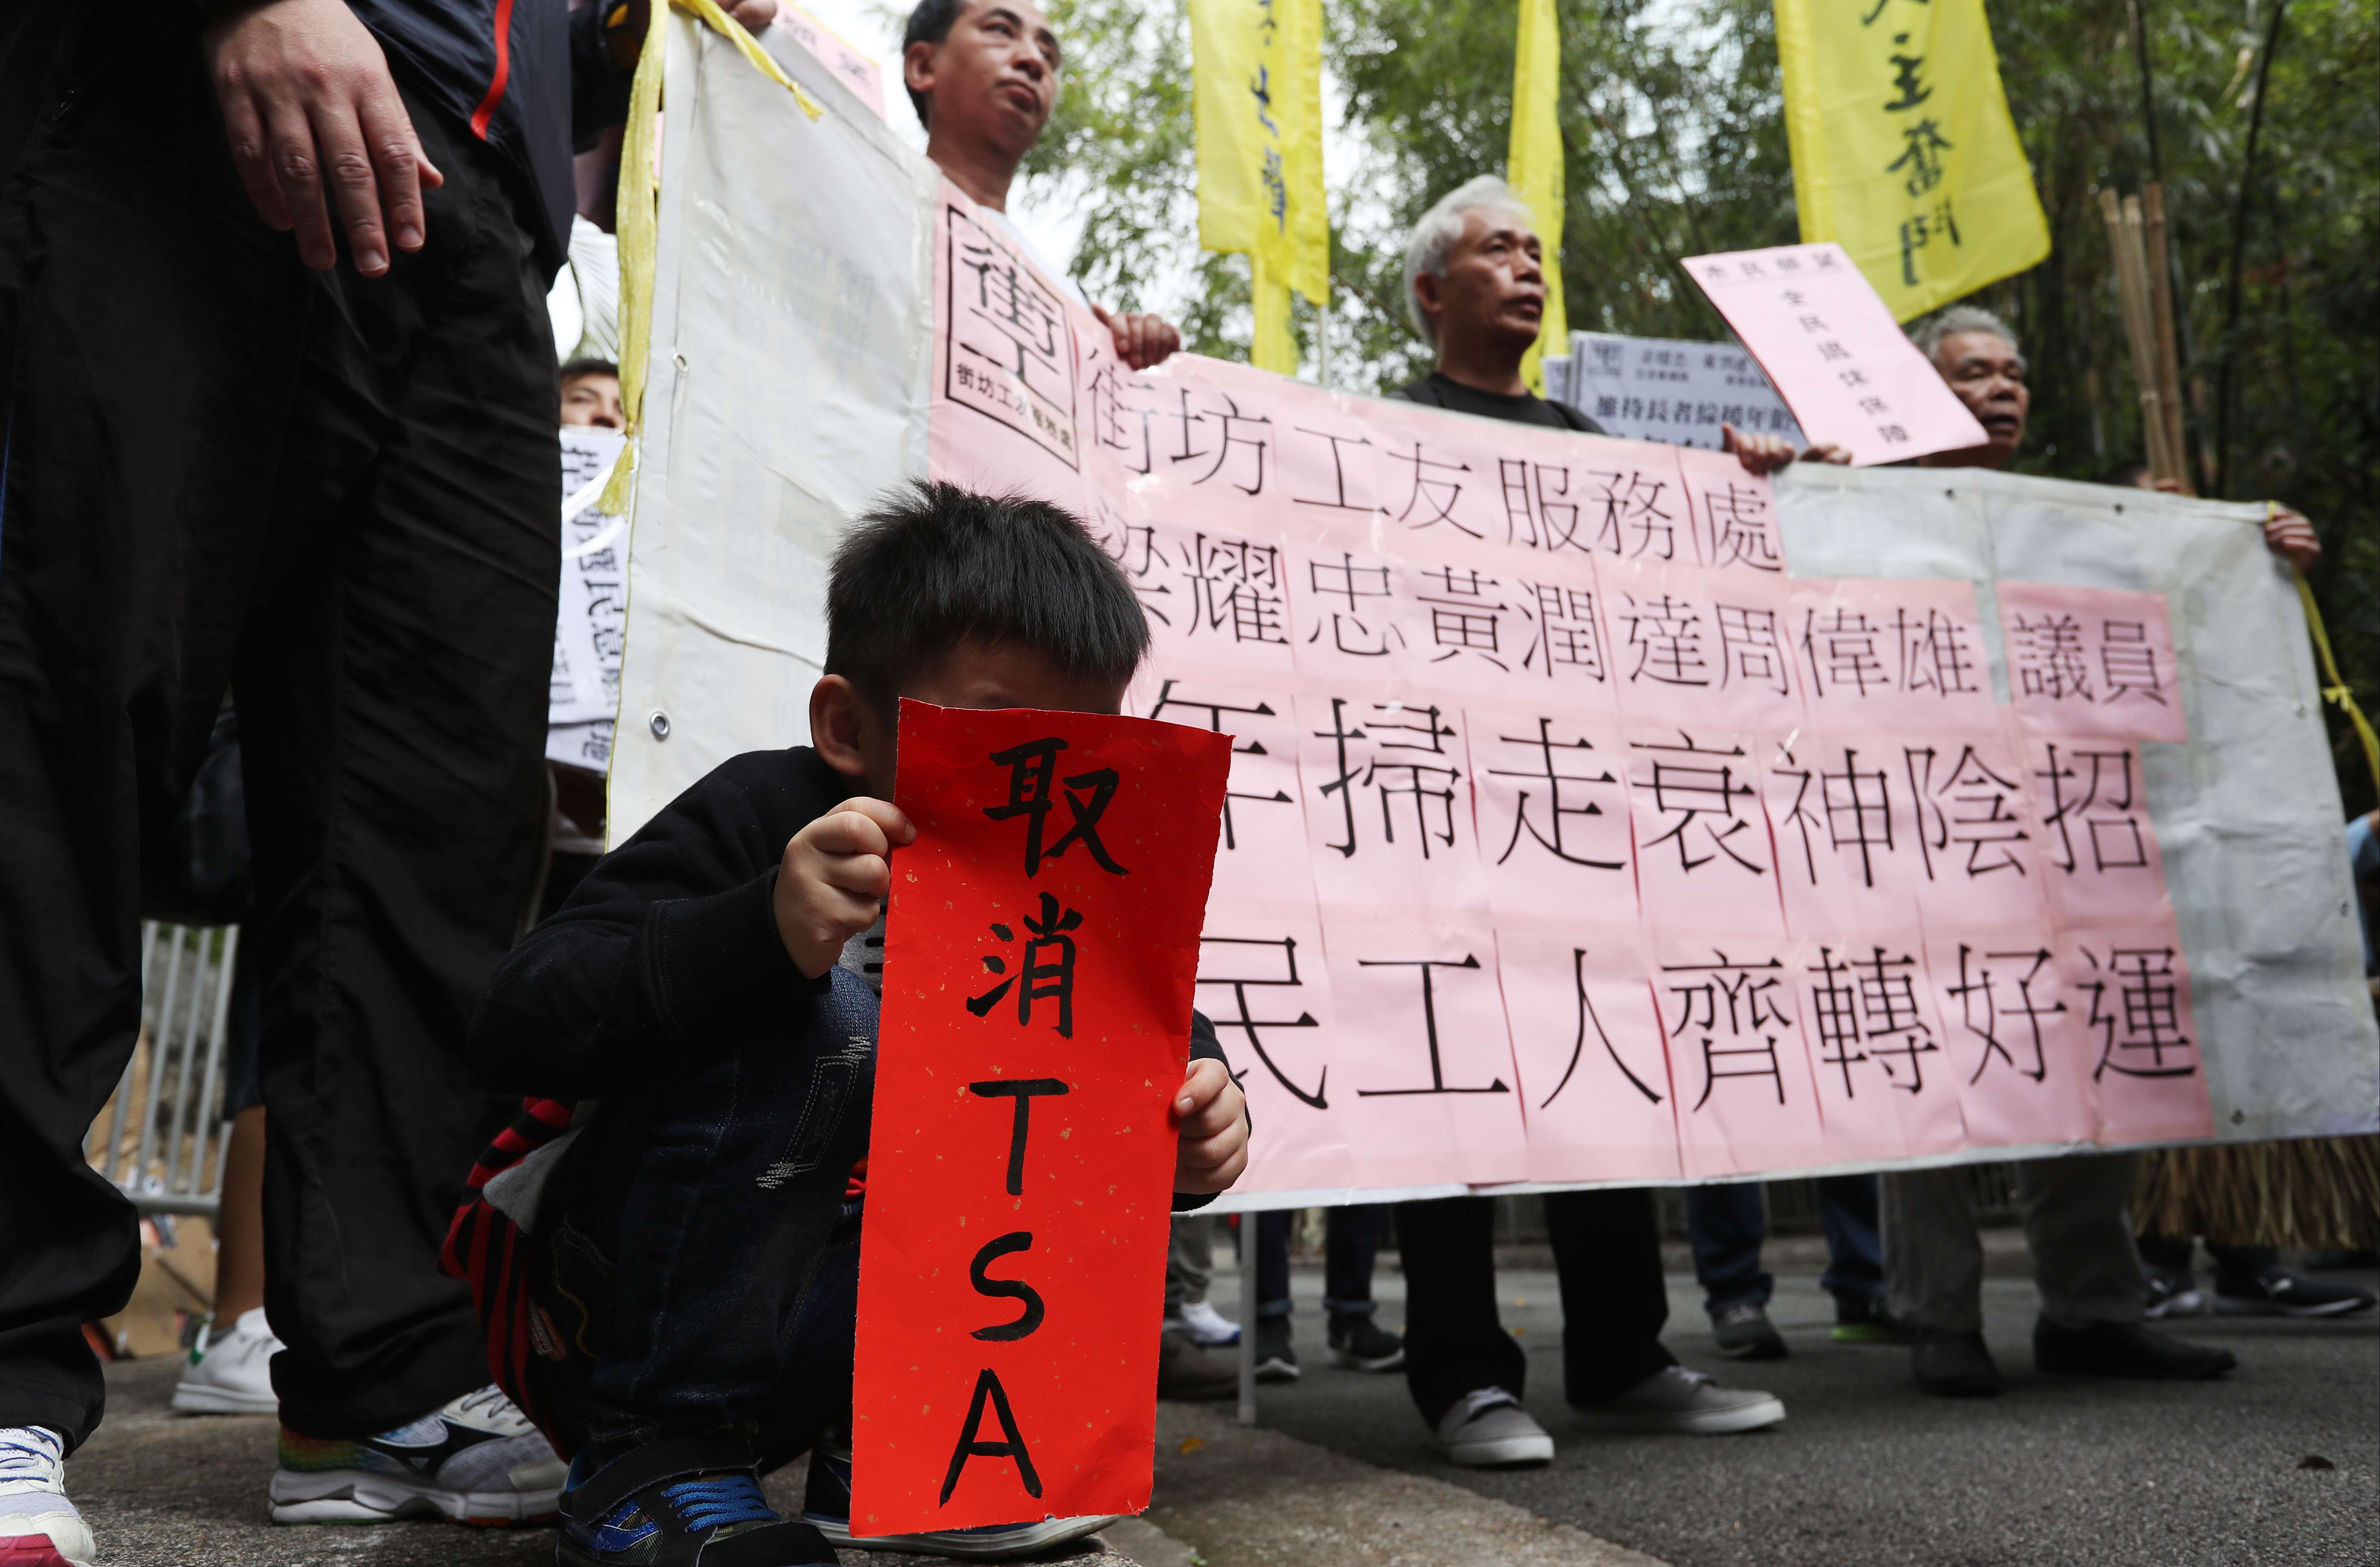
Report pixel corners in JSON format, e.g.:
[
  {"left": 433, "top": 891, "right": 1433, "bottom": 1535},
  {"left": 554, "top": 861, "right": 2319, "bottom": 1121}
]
[
  {"left": 2141, "top": 183, "right": 2190, "bottom": 490},
  {"left": 2101, "top": 187, "right": 2172, "bottom": 482}
]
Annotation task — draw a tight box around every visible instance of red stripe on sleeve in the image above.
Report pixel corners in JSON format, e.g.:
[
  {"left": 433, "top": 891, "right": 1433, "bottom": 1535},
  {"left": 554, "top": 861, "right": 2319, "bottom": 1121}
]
[{"left": 468, "top": 0, "right": 520, "bottom": 141}]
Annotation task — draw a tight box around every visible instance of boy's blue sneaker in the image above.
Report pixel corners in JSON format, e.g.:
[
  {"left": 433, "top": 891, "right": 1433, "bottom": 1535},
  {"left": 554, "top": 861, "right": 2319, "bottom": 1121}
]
[
  {"left": 799, "top": 1440, "right": 1122, "bottom": 1561},
  {"left": 557, "top": 1436, "right": 836, "bottom": 1566}
]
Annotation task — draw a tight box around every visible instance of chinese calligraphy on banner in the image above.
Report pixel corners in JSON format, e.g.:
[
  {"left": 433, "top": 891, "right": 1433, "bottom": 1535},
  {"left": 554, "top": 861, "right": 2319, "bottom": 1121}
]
[
  {"left": 924, "top": 184, "right": 2216, "bottom": 1194},
  {"left": 853, "top": 701, "right": 1230, "bottom": 1533},
  {"left": 1681, "top": 241, "right": 1988, "bottom": 467},
  {"left": 1772, "top": 0, "right": 2050, "bottom": 320},
  {"left": 606, "top": 24, "right": 2375, "bottom": 1230}
]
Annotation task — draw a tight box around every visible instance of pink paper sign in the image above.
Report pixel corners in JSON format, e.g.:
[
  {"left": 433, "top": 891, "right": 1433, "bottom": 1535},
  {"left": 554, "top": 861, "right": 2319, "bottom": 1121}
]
[
  {"left": 2022, "top": 735, "right": 2173, "bottom": 927},
  {"left": 1761, "top": 731, "right": 1926, "bottom": 934},
  {"left": 1496, "top": 927, "right": 1682, "bottom": 1182},
  {"left": 1790, "top": 577, "right": 1999, "bottom": 729},
  {"left": 1602, "top": 557, "right": 1803, "bottom": 729},
  {"left": 2060, "top": 925, "right": 2213, "bottom": 1144},
  {"left": 1194, "top": 912, "right": 1349, "bottom": 1193},
  {"left": 1135, "top": 675, "right": 1316, "bottom": 912},
  {"left": 1922, "top": 928, "right": 2100, "bottom": 1149},
  {"left": 1678, "top": 242, "right": 1989, "bottom": 466},
  {"left": 1100, "top": 517, "right": 1297, "bottom": 678},
  {"left": 774, "top": 3, "right": 886, "bottom": 118},
  {"left": 1676, "top": 446, "right": 1786, "bottom": 573},
  {"left": 1319, "top": 916, "right": 1529, "bottom": 1188},
  {"left": 1466, "top": 705, "right": 1639, "bottom": 923},
  {"left": 1997, "top": 583, "right": 2188, "bottom": 742},
  {"left": 1789, "top": 934, "right": 1967, "bottom": 1162},
  {"left": 1626, "top": 720, "right": 1784, "bottom": 935},
  {"left": 1295, "top": 694, "right": 1489, "bottom": 916},
  {"left": 1652, "top": 936, "right": 1829, "bottom": 1178}
]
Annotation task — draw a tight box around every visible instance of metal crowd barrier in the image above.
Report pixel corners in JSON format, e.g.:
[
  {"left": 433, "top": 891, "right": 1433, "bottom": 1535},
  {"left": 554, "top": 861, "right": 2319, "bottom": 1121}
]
[{"left": 84, "top": 922, "right": 240, "bottom": 1220}]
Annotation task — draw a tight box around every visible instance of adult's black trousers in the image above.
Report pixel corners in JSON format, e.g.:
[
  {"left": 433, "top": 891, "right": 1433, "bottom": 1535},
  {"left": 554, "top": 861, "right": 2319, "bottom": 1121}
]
[
  {"left": 0, "top": 10, "right": 558, "bottom": 1449},
  {"left": 1396, "top": 1190, "right": 1676, "bottom": 1426}
]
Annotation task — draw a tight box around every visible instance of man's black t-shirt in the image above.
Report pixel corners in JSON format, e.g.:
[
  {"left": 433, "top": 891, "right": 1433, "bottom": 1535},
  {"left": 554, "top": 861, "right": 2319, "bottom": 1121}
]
[{"left": 1390, "top": 371, "right": 1610, "bottom": 434}]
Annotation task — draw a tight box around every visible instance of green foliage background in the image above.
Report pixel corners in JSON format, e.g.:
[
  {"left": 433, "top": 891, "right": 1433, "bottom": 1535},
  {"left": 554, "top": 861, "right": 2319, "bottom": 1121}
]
[{"left": 1018, "top": 0, "right": 2378, "bottom": 812}]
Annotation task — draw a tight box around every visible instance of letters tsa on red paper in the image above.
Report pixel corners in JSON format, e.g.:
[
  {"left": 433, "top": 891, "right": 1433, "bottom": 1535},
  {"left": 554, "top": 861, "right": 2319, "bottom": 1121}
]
[{"left": 852, "top": 701, "right": 1231, "bottom": 1533}]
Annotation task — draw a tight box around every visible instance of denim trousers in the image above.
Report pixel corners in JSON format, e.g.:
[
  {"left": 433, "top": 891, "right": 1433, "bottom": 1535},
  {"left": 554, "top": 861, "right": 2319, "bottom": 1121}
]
[
  {"left": 1685, "top": 1176, "right": 1885, "bottom": 1314},
  {"left": 1255, "top": 1206, "right": 1384, "bottom": 1320},
  {"left": 530, "top": 968, "right": 878, "bottom": 1464}
]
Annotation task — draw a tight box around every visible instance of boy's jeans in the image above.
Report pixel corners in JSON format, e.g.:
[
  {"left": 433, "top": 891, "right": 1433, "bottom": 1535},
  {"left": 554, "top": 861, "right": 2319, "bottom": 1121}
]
[{"left": 530, "top": 967, "right": 879, "bottom": 1466}]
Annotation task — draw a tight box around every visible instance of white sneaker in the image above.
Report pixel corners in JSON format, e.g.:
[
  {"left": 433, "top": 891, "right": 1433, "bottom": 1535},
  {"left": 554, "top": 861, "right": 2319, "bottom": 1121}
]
[
  {"left": 1165, "top": 1297, "right": 1241, "bottom": 1347},
  {"left": 172, "top": 1308, "right": 283, "bottom": 1415},
  {"left": 268, "top": 1385, "right": 566, "bottom": 1525},
  {"left": 1571, "top": 1366, "right": 1785, "bottom": 1435},
  {"left": 1434, "top": 1387, "right": 1554, "bottom": 1468},
  {"left": 0, "top": 1427, "right": 96, "bottom": 1567}
]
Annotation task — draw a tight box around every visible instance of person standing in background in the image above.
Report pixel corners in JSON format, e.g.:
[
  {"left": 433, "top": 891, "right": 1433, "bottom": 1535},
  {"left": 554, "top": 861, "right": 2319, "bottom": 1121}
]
[{"left": 0, "top": 0, "right": 769, "bottom": 1554}]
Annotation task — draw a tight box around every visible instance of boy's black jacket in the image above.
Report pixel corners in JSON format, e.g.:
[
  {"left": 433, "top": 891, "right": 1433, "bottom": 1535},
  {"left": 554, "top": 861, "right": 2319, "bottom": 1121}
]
[{"left": 471, "top": 745, "right": 1230, "bottom": 1147}]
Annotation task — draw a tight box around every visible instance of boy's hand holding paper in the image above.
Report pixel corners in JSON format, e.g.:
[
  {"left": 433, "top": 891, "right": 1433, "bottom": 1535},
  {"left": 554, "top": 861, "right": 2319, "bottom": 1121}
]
[{"left": 774, "top": 798, "right": 915, "bottom": 977}]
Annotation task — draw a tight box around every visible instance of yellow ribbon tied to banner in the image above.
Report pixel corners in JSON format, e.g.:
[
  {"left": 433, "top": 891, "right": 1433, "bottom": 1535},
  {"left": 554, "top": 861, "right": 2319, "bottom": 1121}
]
[
  {"left": 1190, "top": 0, "right": 1328, "bottom": 374},
  {"left": 1508, "top": 0, "right": 1566, "bottom": 395},
  {"left": 1776, "top": 0, "right": 2049, "bottom": 322},
  {"left": 600, "top": 0, "right": 821, "bottom": 513}
]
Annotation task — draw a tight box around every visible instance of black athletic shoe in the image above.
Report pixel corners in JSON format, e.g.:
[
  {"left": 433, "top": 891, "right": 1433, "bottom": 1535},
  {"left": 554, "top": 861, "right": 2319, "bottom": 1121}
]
[
  {"left": 2032, "top": 1318, "right": 2236, "bottom": 1380},
  {"left": 1831, "top": 1293, "right": 1915, "bottom": 1345},
  {"left": 1709, "top": 1301, "right": 1788, "bottom": 1360},
  {"left": 556, "top": 1435, "right": 837, "bottom": 1566},
  {"left": 2212, "top": 1266, "right": 2377, "bottom": 1318},
  {"left": 1912, "top": 1331, "right": 2001, "bottom": 1397},
  {"left": 1327, "top": 1314, "right": 1404, "bottom": 1372},
  {"left": 1254, "top": 1316, "right": 1300, "bottom": 1383}
]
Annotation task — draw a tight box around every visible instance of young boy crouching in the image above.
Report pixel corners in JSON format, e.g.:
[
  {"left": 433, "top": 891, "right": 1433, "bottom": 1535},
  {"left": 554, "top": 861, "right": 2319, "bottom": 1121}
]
[{"left": 454, "top": 484, "right": 1250, "bottom": 1566}]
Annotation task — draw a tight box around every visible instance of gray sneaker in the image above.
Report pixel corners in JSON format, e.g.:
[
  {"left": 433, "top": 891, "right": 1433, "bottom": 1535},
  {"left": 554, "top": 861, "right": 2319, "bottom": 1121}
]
[
  {"left": 1709, "top": 1301, "right": 1788, "bottom": 1360},
  {"left": 1571, "top": 1366, "right": 1784, "bottom": 1435},
  {"left": 1434, "top": 1388, "right": 1554, "bottom": 1468}
]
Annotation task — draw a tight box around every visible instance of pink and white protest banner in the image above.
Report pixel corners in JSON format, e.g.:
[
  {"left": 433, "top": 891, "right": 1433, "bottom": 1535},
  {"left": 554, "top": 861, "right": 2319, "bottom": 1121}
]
[{"left": 605, "top": 18, "right": 2378, "bottom": 1208}]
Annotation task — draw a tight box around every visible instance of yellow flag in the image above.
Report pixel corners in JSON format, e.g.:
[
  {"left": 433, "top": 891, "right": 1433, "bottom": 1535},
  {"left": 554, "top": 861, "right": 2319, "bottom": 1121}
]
[
  {"left": 1191, "top": 0, "right": 1327, "bottom": 374},
  {"left": 1507, "top": 0, "right": 1566, "bottom": 395},
  {"left": 1776, "top": 0, "right": 2049, "bottom": 321}
]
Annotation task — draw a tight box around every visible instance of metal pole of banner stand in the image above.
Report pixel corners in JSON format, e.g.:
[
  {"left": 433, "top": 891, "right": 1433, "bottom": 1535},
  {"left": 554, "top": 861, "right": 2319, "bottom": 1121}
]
[
  {"left": 1237, "top": 1215, "right": 1259, "bottom": 1425},
  {"left": 1316, "top": 299, "right": 1331, "bottom": 393}
]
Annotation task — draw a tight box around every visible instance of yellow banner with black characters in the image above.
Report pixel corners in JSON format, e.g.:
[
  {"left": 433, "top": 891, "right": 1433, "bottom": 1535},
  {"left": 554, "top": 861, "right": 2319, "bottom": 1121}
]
[
  {"left": 1508, "top": 0, "right": 1567, "bottom": 394},
  {"left": 1776, "top": 0, "right": 2049, "bottom": 321},
  {"left": 1190, "top": 0, "right": 1328, "bottom": 372}
]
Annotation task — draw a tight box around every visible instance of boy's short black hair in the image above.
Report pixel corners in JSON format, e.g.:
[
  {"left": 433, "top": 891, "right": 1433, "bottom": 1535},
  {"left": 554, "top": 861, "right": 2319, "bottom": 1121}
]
[
  {"left": 825, "top": 482, "right": 1149, "bottom": 711},
  {"left": 559, "top": 357, "right": 619, "bottom": 384},
  {"left": 901, "top": 0, "right": 967, "bottom": 129}
]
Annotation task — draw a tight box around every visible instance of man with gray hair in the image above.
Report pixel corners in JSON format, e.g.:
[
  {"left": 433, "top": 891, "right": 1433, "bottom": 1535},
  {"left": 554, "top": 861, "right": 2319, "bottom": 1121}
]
[
  {"left": 1907, "top": 306, "right": 2320, "bottom": 569},
  {"left": 1379, "top": 174, "right": 1806, "bottom": 1472},
  {"left": 1391, "top": 175, "right": 1845, "bottom": 471}
]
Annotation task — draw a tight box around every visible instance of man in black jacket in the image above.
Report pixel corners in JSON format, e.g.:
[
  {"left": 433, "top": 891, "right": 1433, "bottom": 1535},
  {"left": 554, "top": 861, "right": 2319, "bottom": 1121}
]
[
  {"left": 1383, "top": 177, "right": 1803, "bottom": 1469},
  {"left": 0, "top": 0, "right": 752, "bottom": 1551}
]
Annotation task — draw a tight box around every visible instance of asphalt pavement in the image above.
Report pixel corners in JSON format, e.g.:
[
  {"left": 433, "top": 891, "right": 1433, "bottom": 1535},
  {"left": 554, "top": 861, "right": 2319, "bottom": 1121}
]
[
  {"left": 1214, "top": 1253, "right": 2380, "bottom": 1567},
  {"left": 61, "top": 1247, "right": 2378, "bottom": 1567}
]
